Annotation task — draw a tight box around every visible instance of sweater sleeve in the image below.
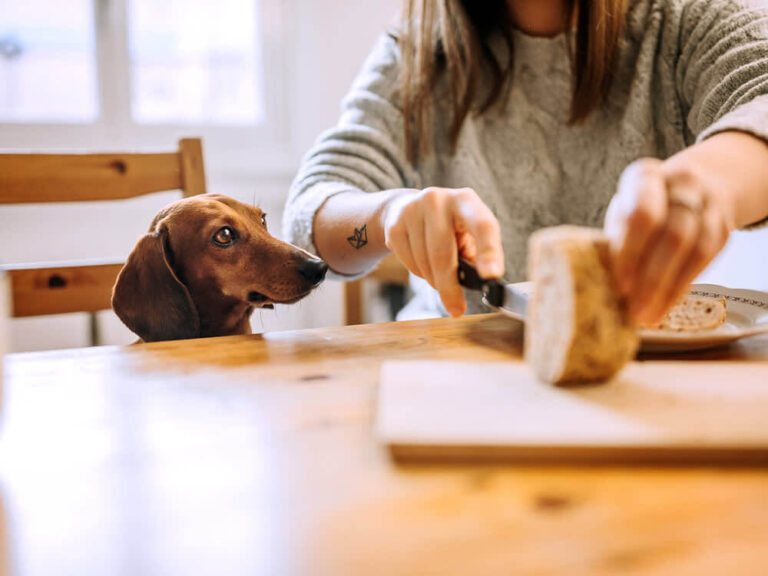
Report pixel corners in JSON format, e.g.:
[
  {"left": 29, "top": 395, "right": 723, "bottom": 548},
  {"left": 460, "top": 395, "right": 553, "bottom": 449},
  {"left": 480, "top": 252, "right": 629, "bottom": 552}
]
[
  {"left": 282, "top": 33, "right": 421, "bottom": 263},
  {"left": 677, "top": 0, "right": 768, "bottom": 143},
  {"left": 675, "top": 0, "right": 768, "bottom": 229}
]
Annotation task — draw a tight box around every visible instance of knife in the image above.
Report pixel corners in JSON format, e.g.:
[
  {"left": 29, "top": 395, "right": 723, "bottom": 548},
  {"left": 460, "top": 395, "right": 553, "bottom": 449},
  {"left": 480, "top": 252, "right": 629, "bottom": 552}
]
[{"left": 456, "top": 259, "right": 529, "bottom": 320}]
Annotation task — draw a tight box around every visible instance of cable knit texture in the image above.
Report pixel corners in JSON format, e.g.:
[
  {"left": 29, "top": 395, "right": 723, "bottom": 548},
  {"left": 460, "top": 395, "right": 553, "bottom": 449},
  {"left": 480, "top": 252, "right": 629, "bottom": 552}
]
[{"left": 284, "top": 0, "right": 768, "bottom": 318}]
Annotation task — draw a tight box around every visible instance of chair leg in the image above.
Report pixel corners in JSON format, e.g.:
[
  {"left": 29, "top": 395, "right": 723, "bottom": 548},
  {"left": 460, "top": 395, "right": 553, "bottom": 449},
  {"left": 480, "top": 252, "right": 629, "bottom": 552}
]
[
  {"left": 344, "top": 280, "right": 364, "bottom": 325},
  {"left": 88, "top": 312, "right": 100, "bottom": 347}
]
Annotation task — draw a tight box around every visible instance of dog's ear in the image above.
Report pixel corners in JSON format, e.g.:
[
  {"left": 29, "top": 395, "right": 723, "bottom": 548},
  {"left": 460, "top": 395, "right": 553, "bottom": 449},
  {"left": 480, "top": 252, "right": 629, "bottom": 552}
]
[{"left": 112, "top": 226, "right": 200, "bottom": 342}]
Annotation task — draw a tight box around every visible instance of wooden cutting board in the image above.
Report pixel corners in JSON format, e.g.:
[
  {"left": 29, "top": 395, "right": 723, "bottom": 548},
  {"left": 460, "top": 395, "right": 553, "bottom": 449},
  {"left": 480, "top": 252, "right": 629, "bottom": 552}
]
[{"left": 376, "top": 360, "right": 768, "bottom": 464}]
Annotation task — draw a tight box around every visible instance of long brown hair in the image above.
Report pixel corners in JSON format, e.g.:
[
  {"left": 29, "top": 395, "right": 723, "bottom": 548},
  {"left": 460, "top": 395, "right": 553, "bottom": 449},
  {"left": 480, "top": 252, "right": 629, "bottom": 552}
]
[{"left": 399, "top": 0, "right": 626, "bottom": 164}]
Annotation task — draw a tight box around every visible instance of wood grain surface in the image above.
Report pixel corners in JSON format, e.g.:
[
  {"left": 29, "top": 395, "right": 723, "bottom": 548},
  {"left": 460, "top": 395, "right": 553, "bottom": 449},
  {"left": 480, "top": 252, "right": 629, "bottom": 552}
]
[
  {"left": 0, "top": 138, "right": 206, "bottom": 328},
  {"left": 0, "top": 138, "right": 204, "bottom": 204},
  {"left": 378, "top": 359, "right": 768, "bottom": 463},
  {"left": 5, "top": 261, "right": 124, "bottom": 316},
  {"left": 1, "top": 314, "right": 768, "bottom": 576}
]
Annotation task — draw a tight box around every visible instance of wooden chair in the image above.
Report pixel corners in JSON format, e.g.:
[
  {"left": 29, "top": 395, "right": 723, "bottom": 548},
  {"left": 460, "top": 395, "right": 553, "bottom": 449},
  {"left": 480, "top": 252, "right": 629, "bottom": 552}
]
[
  {"left": 344, "top": 254, "right": 410, "bottom": 325},
  {"left": 0, "top": 138, "right": 206, "bottom": 345}
]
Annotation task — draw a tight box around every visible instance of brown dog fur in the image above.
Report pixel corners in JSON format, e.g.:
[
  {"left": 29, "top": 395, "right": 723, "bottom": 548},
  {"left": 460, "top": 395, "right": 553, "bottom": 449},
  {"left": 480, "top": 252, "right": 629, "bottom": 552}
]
[{"left": 112, "top": 194, "right": 327, "bottom": 342}]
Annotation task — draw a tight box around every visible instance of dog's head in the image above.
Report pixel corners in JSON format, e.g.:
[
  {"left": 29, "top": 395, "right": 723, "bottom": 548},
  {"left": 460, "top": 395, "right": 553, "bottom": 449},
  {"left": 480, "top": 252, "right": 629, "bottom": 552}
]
[{"left": 112, "top": 194, "right": 327, "bottom": 342}]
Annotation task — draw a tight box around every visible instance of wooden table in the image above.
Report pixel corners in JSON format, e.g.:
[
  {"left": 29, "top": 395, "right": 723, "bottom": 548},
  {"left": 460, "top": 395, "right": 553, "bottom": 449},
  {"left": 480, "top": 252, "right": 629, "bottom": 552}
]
[{"left": 1, "top": 315, "right": 768, "bottom": 576}]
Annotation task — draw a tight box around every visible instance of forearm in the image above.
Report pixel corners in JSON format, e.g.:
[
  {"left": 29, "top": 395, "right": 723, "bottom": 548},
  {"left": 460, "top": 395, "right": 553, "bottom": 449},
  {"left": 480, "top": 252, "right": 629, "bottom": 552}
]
[
  {"left": 313, "top": 189, "right": 417, "bottom": 275},
  {"left": 662, "top": 131, "right": 768, "bottom": 229}
]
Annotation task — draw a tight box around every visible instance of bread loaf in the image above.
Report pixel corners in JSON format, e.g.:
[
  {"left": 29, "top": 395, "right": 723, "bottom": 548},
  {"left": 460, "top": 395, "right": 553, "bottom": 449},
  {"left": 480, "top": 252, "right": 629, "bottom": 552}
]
[
  {"left": 648, "top": 295, "right": 727, "bottom": 332},
  {"left": 525, "top": 226, "right": 639, "bottom": 385}
]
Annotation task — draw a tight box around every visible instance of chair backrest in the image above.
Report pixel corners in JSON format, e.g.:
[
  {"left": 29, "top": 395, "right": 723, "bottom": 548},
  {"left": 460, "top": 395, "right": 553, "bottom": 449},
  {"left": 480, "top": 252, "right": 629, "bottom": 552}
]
[
  {"left": 0, "top": 138, "right": 206, "bottom": 326},
  {"left": 0, "top": 138, "right": 205, "bottom": 204}
]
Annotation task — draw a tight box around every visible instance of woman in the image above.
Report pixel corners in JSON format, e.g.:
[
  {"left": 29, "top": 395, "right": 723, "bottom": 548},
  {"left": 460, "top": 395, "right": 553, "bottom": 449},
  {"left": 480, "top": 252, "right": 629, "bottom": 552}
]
[{"left": 283, "top": 0, "right": 768, "bottom": 323}]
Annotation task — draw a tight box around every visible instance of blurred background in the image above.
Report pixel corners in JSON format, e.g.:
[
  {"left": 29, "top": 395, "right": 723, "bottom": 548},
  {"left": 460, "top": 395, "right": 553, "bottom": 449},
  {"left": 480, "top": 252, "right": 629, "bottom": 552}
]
[
  {"left": 0, "top": 0, "right": 400, "bottom": 351},
  {"left": 0, "top": 0, "right": 765, "bottom": 352}
]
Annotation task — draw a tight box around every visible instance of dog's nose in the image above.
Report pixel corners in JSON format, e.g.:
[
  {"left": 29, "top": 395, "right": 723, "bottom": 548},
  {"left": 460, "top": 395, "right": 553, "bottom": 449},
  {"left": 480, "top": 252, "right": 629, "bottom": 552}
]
[{"left": 298, "top": 258, "right": 328, "bottom": 286}]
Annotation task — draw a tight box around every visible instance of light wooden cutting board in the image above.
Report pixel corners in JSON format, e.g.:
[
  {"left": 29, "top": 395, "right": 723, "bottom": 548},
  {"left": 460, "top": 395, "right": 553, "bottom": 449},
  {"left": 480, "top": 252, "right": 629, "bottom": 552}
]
[{"left": 376, "top": 360, "right": 768, "bottom": 464}]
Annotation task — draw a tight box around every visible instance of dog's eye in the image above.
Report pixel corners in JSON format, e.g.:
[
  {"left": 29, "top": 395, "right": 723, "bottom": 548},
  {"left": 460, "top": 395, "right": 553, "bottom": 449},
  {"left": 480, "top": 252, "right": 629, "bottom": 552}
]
[
  {"left": 261, "top": 213, "right": 268, "bottom": 229},
  {"left": 213, "top": 226, "right": 237, "bottom": 247}
]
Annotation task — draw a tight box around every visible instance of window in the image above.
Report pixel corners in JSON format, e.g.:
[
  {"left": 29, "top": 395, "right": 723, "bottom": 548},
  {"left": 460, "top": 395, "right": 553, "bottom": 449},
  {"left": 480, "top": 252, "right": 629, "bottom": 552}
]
[
  {"left": 0, "top": 0, "right": 288, "bottom": 173},
  {"left": 0, "top": 0, "right": 98, "bottom": 122},
  {"left": 128, "top": 0, "right": 262, "bottom": 125}
]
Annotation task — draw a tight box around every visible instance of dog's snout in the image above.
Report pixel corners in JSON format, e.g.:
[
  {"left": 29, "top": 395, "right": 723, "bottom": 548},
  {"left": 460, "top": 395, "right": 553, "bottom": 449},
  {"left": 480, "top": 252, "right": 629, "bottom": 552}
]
[{"left": 298, "top": 258, "right": 328, "bottom": 286}]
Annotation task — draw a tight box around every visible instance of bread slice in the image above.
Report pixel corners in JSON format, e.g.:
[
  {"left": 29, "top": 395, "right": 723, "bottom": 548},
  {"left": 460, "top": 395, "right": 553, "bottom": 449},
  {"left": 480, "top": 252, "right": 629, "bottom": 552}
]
[
  {"left": 525, "top": 226, "right": 639, "bottom": 385},
  {"left": 648, "top": 295, "right": 727, "bottom": 332}
]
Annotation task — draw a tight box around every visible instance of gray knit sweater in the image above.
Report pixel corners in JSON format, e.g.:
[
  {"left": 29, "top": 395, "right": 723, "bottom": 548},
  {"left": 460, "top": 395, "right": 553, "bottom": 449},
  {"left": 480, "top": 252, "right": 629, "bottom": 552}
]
[{"left": 284, "top": 0, "right": 768, "bottom": 318}]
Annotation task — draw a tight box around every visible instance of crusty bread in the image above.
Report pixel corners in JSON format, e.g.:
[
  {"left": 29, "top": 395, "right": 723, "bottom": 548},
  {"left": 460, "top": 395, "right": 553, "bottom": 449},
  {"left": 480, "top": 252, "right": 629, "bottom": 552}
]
[
  {"left": 525, "top": 226, "right": 639, "bottom": 385},
  {"left": 648, "top": 295, "right": 727, "bottom": 332}
]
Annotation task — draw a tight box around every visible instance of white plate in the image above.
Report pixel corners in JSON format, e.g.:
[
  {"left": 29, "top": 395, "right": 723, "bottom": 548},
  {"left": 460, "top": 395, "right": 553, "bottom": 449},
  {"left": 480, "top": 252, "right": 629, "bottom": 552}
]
[
  {"left": 639, "top": 284, "right": 768, "bottom": 353},
  {"left": 488, "top": 283, "right": 768, "bottom": 353}
]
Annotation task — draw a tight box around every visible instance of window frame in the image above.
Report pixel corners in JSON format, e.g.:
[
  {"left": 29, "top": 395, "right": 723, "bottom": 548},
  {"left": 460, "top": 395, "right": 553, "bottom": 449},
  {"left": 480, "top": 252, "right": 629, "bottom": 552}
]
[{"left": 0, "top": 0, "right": 294, "bottom": 176}]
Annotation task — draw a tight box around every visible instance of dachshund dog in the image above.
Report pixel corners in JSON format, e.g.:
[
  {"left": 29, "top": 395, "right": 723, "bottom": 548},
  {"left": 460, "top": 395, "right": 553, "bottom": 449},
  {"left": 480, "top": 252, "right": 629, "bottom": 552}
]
[{"left": 112, "top": 194, "right": 328, "bottom": 342}]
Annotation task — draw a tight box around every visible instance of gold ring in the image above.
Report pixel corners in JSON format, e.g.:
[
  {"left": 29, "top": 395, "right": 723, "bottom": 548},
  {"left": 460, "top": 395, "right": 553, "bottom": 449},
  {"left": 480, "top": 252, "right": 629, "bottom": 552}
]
[{"left": 668, "top": 192, "right": 704, "bottom": 214}]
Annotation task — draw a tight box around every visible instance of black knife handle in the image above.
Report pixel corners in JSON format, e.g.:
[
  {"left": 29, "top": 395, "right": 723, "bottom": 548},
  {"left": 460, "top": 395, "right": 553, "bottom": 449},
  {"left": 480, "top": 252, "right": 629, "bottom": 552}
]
[
  {"left": 457, "top": 258, "right": 485, "bottom": 290},
  {"left": 456, "top": 259, "right": 506, "bottom": 308}
]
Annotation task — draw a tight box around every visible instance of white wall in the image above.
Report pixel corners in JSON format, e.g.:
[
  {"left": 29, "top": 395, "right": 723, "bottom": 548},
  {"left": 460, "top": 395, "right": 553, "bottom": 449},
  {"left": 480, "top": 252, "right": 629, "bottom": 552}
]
[
  {"left": 1, "top": 0, "right": 401, "bottom": 352},
  {"left": 697, "top": 229, "right": 768, "bottom": 290},
  {"left": 289, "top": 1, "right": 399, "bottom": 154}
]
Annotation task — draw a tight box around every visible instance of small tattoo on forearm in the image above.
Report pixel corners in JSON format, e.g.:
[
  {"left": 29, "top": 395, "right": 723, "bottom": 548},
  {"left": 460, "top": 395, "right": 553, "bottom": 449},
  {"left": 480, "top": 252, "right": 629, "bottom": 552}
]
[{"left": 347, "top": 224, "right": 368, "bottom": 249}]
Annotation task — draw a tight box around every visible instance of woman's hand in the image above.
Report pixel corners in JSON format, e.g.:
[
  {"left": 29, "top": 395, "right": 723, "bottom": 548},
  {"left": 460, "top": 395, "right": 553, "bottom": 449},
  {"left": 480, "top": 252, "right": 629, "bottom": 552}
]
[
  {"left": 604, "top": 158, "right": 736, "bottom": 325},
  {"left": 381, "top": 187, "right": 505, "bottom": 317}
]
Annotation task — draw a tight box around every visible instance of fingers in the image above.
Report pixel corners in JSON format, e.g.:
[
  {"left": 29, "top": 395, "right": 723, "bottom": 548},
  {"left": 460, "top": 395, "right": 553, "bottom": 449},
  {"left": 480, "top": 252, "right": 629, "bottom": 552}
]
[
  {"left": 629, "top": 204, "right": 700, "bottom": 323},
  {"left": 408, "top": 210, "right": 433, "bottom": 283},
  {"left": 425, "top": 204, "right": 465, "bottom": 317},
  {"left": 385, "top": 226, "right": 422, "bottom": 278},
  {"left": 456, "top": 231, "right": 477, "bottom": 264},
  {"left": 414, "top": 188, "right": 465, "bottom": 316},
  {"left": 383, "top": 194, "right": 425, "bottom": 279},
  {"left": 605, "top": 159, "right": 667, "bottom": 296},
  {"left": 449, "top": 188, "right": 504, "bottom": 278},
  {"left": 385, "top": 189, "right": 436, "bottom": 284},
  {"left": 608, "top": 159, "right": 732, "bottom": 325},
  {"left": 382, "top": 186, "right": 503, "bottom": 317},
  {"left": 665, "top": 204, "right": 730, "bottom": 310}
]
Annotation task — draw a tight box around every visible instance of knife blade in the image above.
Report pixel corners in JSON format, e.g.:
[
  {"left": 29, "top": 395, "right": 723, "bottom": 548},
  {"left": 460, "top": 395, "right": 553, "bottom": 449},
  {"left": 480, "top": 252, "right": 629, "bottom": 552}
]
[{"left": 456, "top": 259, "right": 528, "bottom": 320}]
